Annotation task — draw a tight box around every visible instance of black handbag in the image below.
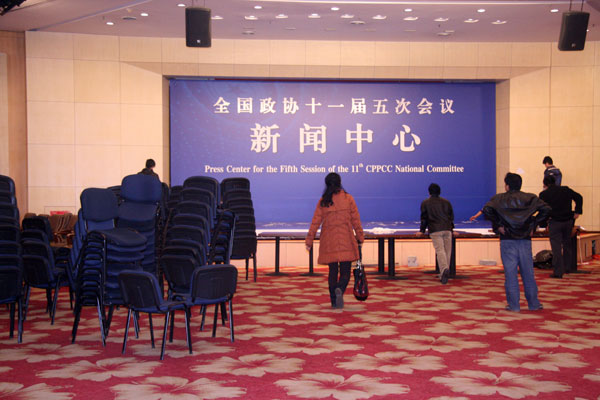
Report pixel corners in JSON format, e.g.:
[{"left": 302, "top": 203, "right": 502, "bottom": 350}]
[{"left": 353, "top": 258, "right": 369, "bottom": 301}]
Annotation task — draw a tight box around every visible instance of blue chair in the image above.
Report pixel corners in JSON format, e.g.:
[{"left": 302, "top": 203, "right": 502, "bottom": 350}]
[
  {"left": 184, "top": 176, "right": 220, "bottom": 209},
  {"left": 186, "top": 264, "right": 237, "bottom": 342},
  {"left": 71, "top": 188, "right": 147, "bottom": 345},
  {"left": 118, "top": 270, "right": 191, "bottom": 360},
  {"left": 0, "top": 266, "right": 24, "bottom": 343}
]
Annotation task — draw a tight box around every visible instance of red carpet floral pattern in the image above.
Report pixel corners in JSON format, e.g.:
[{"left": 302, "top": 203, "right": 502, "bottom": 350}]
[{"left": 1, "top": 261, "right": 600, "bottom": 399}]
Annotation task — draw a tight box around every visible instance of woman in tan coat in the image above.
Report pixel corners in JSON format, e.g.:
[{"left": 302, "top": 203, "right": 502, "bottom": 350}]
[{"left": 305, "top": 173, "right": 364, "bottom": 308}]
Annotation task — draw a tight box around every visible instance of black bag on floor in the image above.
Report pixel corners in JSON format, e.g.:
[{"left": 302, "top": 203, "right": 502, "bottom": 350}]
[
  {"left": 534, "top": 250, "right": 553, "bottom": 269},
  {"left": 353, "top": 258, "right": 369, "bottom": 301}
]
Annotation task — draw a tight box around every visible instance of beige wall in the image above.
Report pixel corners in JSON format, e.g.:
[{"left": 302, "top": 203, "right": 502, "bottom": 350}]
[
  {"left": 0, "top": 31, "right": 27, "bottom": 212},
  {"left": 24, "top": 32, "right": 600, "bottom": 231}
]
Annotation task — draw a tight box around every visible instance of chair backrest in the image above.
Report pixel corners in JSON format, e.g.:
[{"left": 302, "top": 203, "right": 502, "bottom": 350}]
[
  {"left": 220, "top": 178, "right": 250, "bottom": 194},
  {"left": 184, "top": 176, "right": 220, "bottom": 204},
  {"left": 161, "top": 255, "right": 199, "bottom": 294},
  {"left": 80, "top": 188, "right": 118, "bottom": 230},
  {"left": 0, "top": 190, "right": 16, "bottom": 206},
  {"left": 0, "top": 224, "right": 20, "bottom": 242},
  {"left": 0, "top": 175, "right": 15, "bottom": 195},
  {"left": 22, "top": 216, "right": 53, "bottom": 239},
  {"left": 21, "top": 254, "right": 56, "bottom": 286},
  {"left": 0, "top": 266, "right": 22, "bottom": 302},
  {"left": 190, "top": 264, "right": 237, "bottom": 301},
  {"left": 121, "top": 174, "right": 163, "bottom": 204},
  {"left": 118, "top": 270, "right": 164, "bottom": 311},
  {"left": 0, "top": 204, "right": 19, "bottom": 220}
]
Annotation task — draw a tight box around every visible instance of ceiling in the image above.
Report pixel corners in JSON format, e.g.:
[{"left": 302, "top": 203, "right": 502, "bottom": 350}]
[{"left": 0, "top": 0, "right": 599, "bottom": 43}]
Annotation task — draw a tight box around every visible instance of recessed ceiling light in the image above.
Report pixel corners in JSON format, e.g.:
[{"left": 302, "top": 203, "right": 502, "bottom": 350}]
[
  {"left": 140, "top": 12, "right": 148, "bottom": 17},
  {"left": 372, "top": 15, "right": 387, "bottom": 20},
  {"left": 492, "top": 20, "right": 506, "bottom": 25},
  {"left": 122, "top": 16, "right": 136, "bottom": 21},
  {"left": 177, "top": 3, "right": 185, "bottom": 7},
  {"left": 404, "top": 16, "right": 418, "bottom": 21},
  {"left": 331, "top": 6, "right": 339, "bottom": 11},
  {"left": 438, "top": 32, "right": 451, "bottom": 36},
  {"left": 351, "top": 20, "right": 365, "bottom": 25},
  {"left": 464, "top": 18, "right": 479, "bottom": 23},
  {"left": 550, "top": 8, "right": 559, "bottom": 13},
  {"left": 445, "top": 30, "right": 455, "bottom": 33},
  {"left": 308, "top": 13, "right": 321, "bottom": 19},
  {"left": 477, "top": 8, "right": 486, "bottom": 13},
  {"left": 245, "top": 15, "right": 258, "bottom": 20},
  {"left": 275, "top": 14, "right": 288, "bottom": 19},
  {"left": 404, "top": 8, "right": 412, "bottom": 12},
  {"left": 106, "top": 21, "right": 114, "bottom": 25},
  {"left": 212, "top": 15, "right": 223, "bottom": 20},
  {"left": 341, "top": 14, "right": 354, "bottom": 19},
  {"left": 254, "top": 5, "right": 262, "bottom": 9},
  {"left": 434, "top": 17, "right": 449, "bottom": 22},
  {"left": 242, "top": 30, "right": 255, "bottom": 35}
]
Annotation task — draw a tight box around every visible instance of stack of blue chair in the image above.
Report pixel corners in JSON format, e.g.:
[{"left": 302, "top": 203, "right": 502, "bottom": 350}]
[
  {"left": 117, "top": 174, "right": 162, "bottom": 275},
  {"left": 0, "top": 175, "right": 20, "bottom": 269},
  {"left": 0, "top": 175, "right": 24, "bottom": 342},
  {"left": 20, "top": 215, "right": 71, "bottom": 325},
  {"left": 221, "top": 177, "right": 257, "bottom": 281},
  {"left": 71, "top": 188, "right": 147, "bottom": 345}
]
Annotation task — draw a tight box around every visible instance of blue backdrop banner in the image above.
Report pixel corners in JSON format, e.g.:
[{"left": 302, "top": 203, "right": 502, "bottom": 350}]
[{"left": 170, "top": 79, "right": 496, "bottom": 225}]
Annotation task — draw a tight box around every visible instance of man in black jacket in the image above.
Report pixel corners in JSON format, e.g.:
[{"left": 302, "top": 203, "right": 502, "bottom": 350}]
[
  {"left": 483, "top": 173, "right": 550, "bottom": 312},
  {"left": 416, "top": 183, "right": 455, "bottom": 284},
  {"left": 539, "top": 175, "right": 583, "bottom": 278}
]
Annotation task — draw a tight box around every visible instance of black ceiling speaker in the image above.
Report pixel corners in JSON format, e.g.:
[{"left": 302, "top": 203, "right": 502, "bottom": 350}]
[
  {"left": 558, "top": 11, "right": 589, "bottom": 51},
  {"left": 186, "top": 7, "right": 211, "bottom": 48}
]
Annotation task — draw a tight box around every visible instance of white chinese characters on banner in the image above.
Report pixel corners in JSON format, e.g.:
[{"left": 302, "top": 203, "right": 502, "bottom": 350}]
[
  {"left": 346, "top": 123, "right": 373, "bottom": 154},
  {"left": 392, "top": 125, "right": 421, "bottom": 152},
  {"left": 250, "top": 123, "right": 280, "bottom": 153},
  {"left": 213, "top": 96, "right": 455, "bottom": 154},
  {"left": 300, "top": 124, "right": 327, "bottom": 154}
]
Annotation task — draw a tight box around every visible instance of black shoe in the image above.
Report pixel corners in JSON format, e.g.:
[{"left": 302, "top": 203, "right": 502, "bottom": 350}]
[
  {"left": 549, "top": 274, "right": 563, "bottom": 278},
  {"left": 530, "top": 304, "right": 544, "bottom": 311},
  {"left": 335, "top": 288, "right": 344, "bottom": 309},
  {"left": 441, "top": 269, "right": 449, "bottom": 285}
]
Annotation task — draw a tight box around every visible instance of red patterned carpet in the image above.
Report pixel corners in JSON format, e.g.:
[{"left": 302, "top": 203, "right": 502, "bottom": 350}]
[{"left": 1, "top": 261, "right": 600, "bottom": 400}]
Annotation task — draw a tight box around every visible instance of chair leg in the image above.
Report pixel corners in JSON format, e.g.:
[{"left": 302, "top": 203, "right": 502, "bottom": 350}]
[
  {"left": 253, "top": 253, "right": 257, "bottom": 282},
  {"left": 160, "top": 312, "right": 169, "bottom": 360},
  {"left": 122, "top": 308, "right": 132, "bottom": 355},
  {"left": 23, "top": 285, "right": 31, "bottom": 322},
  {"left": 212, "top": 304, "right": 219, "bottom": 338},
  {"left": 169, "top": 311, "right": 175, "bottom": 343},
  {"left": 200, "top": 305, "right": 206, "bottom": 331},
  {"left": 45, "top": 288, "right": 52, "bottom": 314},
  {"left": 50, "top": 281, "right": 61, "bottom": 325},
  {"left": 71, "top": 303, "right": 81, "bottom": 344},
  {"left": 185, "top": 307, "right": 192, "bottom": 354},
  {"left": 105, "top": 305, "right": 115, "bottom": 338},
  {"left": 133, "top": 311, "right": 140, "bottom": 338},
  {"left": 149, "top": 313, "right": 155, "bottom": 348},
  {"left": 17, "top": 298, "right": 23, "bottom": 344},
  {"left": 9, "top": 302, "right": 15, "bottom": 338},
  {"left": 228, "top": 299, "right": 234, "bottom": 342},
  {"left": 96, "top": 298, "right": 106, "bottom": 347},
  {"left": 220, "top": 302, "right": 227, "bottom": 325},
  {"left": 245, "top": 258, "right": 249, "bottom": 280}
]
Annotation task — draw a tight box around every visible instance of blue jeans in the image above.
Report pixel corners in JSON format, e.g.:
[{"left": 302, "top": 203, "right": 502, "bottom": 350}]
[{"left": 500, "top": 239, "right": 541, "bottom": 311}]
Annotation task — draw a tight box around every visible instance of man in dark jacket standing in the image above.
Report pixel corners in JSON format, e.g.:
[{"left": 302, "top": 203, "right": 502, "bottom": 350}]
[
  {"left": 539, "top": 175, "right": 583, "bottom": 278},
  {"left": 483, "top": 173, "right": 550, "bottom": 312},
  {"left": 417, "top": 183, "right": 454, "bottom": 284},
  {"left": 543, "top": 156, "right": 562, "bottom": 186}
]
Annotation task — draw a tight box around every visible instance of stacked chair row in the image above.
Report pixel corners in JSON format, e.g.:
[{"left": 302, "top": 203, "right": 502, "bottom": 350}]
[
  {"left": 221, "top": 178, "right": 258, "bottom": 282},
  {"left": 70, "top": 174, "right": 162, "bottom": 345},
  {"left": 0, "top": 175, "right": 23, "bottom": 342}
]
